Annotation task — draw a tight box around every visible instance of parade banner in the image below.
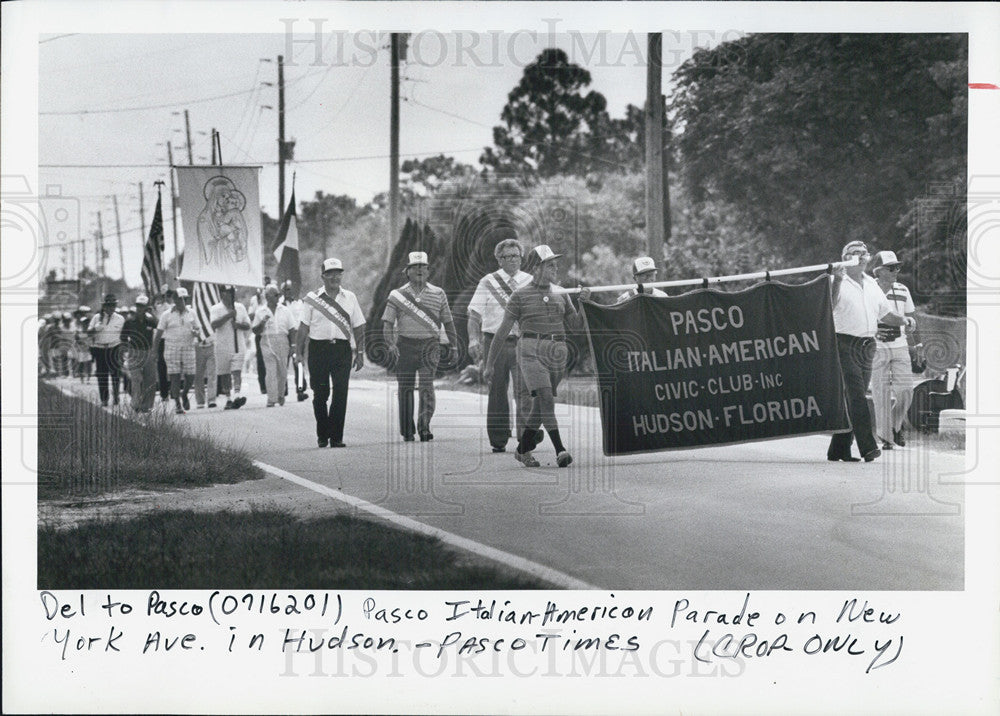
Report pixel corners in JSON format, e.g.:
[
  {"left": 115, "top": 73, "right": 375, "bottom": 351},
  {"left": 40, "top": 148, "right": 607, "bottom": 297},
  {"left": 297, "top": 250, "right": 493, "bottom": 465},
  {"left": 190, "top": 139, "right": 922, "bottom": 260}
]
[
  {"left": 581, "top": 277, "right": 849, "bottom": 455},
  {"left": 176, "top": 166, "right": 263, "bottom": 287}
]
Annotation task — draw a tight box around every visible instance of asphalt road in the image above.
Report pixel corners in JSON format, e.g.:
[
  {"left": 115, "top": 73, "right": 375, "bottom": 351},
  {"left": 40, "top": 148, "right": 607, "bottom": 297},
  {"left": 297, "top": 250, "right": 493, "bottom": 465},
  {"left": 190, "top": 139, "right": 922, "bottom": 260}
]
[{"left": 148, "top": 374, "right": 965, "bottom": 591}]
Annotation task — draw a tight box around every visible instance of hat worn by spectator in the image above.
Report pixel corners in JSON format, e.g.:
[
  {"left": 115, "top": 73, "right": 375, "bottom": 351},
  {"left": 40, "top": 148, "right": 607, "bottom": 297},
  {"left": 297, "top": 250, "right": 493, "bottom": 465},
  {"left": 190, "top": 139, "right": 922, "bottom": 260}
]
[
  {"left": 77, "top": 305, "right": 91, "bottom": 314},
  {"left": 406, "top": 251, "right": 429, "bottom": 268},
  {"left": 175, "top": 287, "right": 189, "bottom": 299},
  {"left": 322, "top": 258, "right": 343, "bottom": 273},
  {"left": 264, "top": 284, "right": 280, "bottom": 296},
  {"left": 632, "top": 256, "right": 657, "bottom": 275},
  {"left": 869, "top": 250, "right": 902, "bottom": 272},
  {"left": 135, "top": 295, "right": 149, "bottom": 305},
  {"left": 841, "top": 240, "right": 869, "bottom": 260},
  {"left": 103, "top": 293, "right": 118, "bottom": 304},
  {"left": 532, "top": 244, "right": 563, "bottom": 263}
]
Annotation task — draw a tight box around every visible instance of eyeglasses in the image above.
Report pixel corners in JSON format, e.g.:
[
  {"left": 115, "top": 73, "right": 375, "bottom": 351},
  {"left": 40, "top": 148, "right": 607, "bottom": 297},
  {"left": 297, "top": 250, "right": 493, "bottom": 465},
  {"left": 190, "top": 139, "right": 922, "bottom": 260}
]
[
  {"left": 845, "top": 251, "right": 870, "bottom": 258},
  {"left": 885, "top": 266, "right": 901, "bottom": 272},
  {"left": 500, "top": 254, "right": 521, "bottom": 260}
]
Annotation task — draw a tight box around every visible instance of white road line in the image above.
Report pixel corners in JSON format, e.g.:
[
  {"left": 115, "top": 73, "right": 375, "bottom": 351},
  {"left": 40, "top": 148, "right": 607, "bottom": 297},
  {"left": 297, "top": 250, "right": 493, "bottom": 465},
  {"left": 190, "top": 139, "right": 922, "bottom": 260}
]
[{"left": 253, "top": 460, "right": 599, "bottom": 590}]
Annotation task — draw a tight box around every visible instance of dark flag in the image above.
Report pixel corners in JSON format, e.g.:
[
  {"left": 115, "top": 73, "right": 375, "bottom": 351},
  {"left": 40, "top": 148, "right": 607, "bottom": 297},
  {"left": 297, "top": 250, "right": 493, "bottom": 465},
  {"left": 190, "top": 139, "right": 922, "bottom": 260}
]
[
  {"left": 272, "top": 190, "right": 301, "bottom": 294},
  {"left": 581, "top": 277, "right": 850, "bottom": 455},
  {"left": 141, "top": 196, "right": 165, "bottom": 296},
  {"left": 193, "top": 282, "right": 221, "bottom": 341}
]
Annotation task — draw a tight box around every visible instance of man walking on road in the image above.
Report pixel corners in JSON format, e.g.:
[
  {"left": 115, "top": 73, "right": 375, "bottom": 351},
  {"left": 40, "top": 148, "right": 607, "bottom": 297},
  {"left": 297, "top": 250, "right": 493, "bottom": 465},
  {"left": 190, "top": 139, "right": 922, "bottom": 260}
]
[
  {"left": 121, "top": 295, "right": 159, "bottom": 412},
  {"left": 869, "top": 250, "right": 923, "bottom": 450},
  {"left": 827, "top": 241, "right": 914, "bottom": 463},
  {"left": 87, "top": 293, "right": 125, "bottom": 407},
  {"left": 282, "top": 280, "right": 309, "bottom": 402},
  {"left": 382, "top": 251, "right": 459, "bottom": 442},
  {"left": 467, "top": 238, "right": 533, "bottom": 452},
  {"left": 209, "top": 285, "right": 250, "bottom": 410},
  {"left": 153, "top": 286, "right": 199, "bottom": 415},
  {"left": 297, "top": 258, "right": 366, "bottom": 448},
  {"left": 484, "top": 245, "right": 589, "bottom": 468},
  {"left": 253, "top": 284, "right": 297, "bottom": 407}
]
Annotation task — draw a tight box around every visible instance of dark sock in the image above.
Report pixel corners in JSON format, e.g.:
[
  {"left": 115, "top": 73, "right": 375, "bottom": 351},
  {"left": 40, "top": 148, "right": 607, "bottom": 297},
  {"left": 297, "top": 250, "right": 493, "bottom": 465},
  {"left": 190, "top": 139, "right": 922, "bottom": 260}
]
[
  {"left": 517, "top": 428, "right": 538, "bottom": 454},
  {"left": 548, "top": 429, "right": 566, "bottom": 453}
]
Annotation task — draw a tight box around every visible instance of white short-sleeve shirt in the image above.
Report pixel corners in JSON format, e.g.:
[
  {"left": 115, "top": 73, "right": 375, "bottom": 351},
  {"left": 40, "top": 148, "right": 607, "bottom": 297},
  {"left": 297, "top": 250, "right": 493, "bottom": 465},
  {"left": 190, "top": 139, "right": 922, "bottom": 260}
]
[{"left": 833, "top": 273, "right": 892, "bottom": 338}]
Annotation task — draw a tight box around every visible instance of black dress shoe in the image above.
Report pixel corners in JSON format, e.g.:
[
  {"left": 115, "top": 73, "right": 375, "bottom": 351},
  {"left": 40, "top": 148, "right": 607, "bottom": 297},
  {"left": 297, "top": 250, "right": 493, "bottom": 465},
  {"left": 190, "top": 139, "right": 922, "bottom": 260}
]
[
  {"left": 491, "top": 446, "right": 506, "bottom": 453},
  {"left": 863, "top": 448, "right": 882, "bottom": 462},
  {"left": 882, "top": 440, "right": 894, "bottom": 450},
  {"left": 419, "top": 432, "right": 434, "bottom": 442},
  {"left": 330, "top": 441, "right": 346, "bottom": 448},
  {"left": 893, "top": 429, "right": 906, "bottom": 447},
  {"left": 827, "top": 454, "right": 861, "bottom": 462},
  {"left": 403, "top": 435, "right": 415, "bottom": 442},
  {"left": 317, "top": 438, "right": 329, "bottom": 448}
]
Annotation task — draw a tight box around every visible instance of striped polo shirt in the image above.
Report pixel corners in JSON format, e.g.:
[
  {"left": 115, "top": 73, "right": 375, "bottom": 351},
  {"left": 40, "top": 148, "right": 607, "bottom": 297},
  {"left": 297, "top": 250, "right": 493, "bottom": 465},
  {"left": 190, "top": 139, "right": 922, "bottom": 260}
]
[
  {"left": 505, "top": 281, "right": 574, "bottom": 335},
  {"left": 381, "top": 282, "right": 453, "bottom": 339}
]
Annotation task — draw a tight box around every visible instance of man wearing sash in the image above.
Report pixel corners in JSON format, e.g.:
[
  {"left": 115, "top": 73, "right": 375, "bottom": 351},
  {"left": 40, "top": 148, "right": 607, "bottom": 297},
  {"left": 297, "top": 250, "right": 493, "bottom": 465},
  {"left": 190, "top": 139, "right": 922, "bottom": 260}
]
[
  {"left": 467, "top": 238, "right": 533, "bottom": 452},
  {"left": 484, "top": 245, "right": 590, "bottom": 468},
  {"left": 382, "top": 251, "right": 459, "bottom": 442},
  {"left": 296, "top": 258, "right": 366, "bottom": 448}
]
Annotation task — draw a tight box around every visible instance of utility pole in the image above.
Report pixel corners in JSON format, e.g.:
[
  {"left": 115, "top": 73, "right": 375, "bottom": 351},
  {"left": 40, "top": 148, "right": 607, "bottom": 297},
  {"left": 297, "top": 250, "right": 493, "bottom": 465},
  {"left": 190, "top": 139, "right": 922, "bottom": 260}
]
[
  {"left": 184, "top": 109, "right": 194, "bottom": 164},
  {"left": 167, "top": 140, "right": 180, "bottom": 278},
  {"left": 211, "top": 127, "right": 217, "bottom": 165},
  {"left": 389, "top": 33, "right": 401, "bottom": 267},
  {"left": 645, "top": 32, "right": 665, "bottom": 257},
  {"left": 138, "top": 181, "right": 146, "bottom": 241},
  {"left": 96, "top": 210, "right": 105, "bottom": 278},
  {"left": 278, "top": 54, "right": 286, "bottom": 214},
  {"left": 112, "top": 195, "right": 125, "bottom": 283}
]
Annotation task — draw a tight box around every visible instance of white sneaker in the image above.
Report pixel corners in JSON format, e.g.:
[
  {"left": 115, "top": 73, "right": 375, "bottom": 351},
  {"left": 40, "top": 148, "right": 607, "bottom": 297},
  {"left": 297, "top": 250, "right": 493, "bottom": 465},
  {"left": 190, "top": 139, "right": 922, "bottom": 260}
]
[{"left": 515, "top": 450, "right": 540, "bottom": 468}]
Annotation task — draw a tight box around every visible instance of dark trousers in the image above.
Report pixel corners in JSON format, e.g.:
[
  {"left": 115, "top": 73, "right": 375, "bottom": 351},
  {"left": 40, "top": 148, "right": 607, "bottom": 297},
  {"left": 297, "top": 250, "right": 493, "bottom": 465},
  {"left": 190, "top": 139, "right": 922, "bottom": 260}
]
[
  {"left": 828, "top": 333, "right": 878, "bottom": 458},
  {"left": 91, "top": 345, "right": 121, "bottom": 405},
  {"left": 483, "top": 333, "right": 529, "bottom": 448},
  {"left": 255, "top": 334, "right": 267, "bottom": 393},
  {"left": 395, "top": 337, "right": 440, "bottom": 438},
  {"left": 157, "top": 341, "right": 169, "bottom": 399},
  {"left": 308, "top": 339, "right": 353, "bottom": 443}
]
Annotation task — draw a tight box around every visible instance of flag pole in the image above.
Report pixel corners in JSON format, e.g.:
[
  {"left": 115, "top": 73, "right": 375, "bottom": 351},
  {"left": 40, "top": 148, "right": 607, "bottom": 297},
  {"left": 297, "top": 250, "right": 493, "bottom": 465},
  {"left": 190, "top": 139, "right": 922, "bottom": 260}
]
[{"left": 552, "top": 257, "right": 862, "bottom": 295}]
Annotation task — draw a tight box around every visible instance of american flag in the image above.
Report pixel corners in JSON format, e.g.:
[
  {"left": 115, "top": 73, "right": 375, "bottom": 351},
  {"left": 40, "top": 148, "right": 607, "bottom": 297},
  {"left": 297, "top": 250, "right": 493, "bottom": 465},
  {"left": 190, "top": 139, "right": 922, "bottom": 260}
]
[
  {"left": 192, "top": 281, "right": 221, "bottom": 341},
  {"left": 141, "top": 196, "right": 165, "bottom": 296}
]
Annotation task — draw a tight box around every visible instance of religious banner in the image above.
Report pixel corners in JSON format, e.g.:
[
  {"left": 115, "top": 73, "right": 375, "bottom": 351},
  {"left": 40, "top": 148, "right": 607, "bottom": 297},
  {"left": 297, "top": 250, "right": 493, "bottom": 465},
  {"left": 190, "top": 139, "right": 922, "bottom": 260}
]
[
  {"left": 581, "top": 277, "right": 849, "bottom": 455},
  {"left": 176, "top": 166, "right": 263, "bottom": 287}
]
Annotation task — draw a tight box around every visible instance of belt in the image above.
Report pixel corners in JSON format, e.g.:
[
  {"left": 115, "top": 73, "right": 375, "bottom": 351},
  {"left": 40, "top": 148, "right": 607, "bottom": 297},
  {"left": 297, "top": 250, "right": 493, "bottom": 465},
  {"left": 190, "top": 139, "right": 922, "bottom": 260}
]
[
  {"left": 521, "top": 332, "right": 566, "bottom": 341},
  {"left": 483, "top": 332, "right": 518, "bottom": 342},
  {"left": 311, "top": 337, "right": 351, "bottom": 346}
]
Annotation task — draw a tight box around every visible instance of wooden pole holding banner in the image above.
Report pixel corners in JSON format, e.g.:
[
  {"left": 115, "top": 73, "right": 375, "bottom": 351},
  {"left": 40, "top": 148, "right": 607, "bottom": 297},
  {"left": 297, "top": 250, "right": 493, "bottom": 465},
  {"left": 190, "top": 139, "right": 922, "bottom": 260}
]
[
  {"left": 553, "top": 257, "right": 863, "bottom": 295},
  {"left": 167, "top": 141, "right": 179, "bottom": 281},
  {"left": 389, "top": 33, "right": 401, "bottom": 268},
  {"left": 112, "top": 194, "right": 125, "bottom": 282}
]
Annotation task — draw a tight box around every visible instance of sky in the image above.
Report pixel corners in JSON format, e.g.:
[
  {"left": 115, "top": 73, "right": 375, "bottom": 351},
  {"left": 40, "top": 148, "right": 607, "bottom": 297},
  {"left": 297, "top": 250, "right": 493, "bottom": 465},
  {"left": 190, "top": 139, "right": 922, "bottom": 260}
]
[{"left": 38, "top": 30, "right": 725, "bottom": 284}]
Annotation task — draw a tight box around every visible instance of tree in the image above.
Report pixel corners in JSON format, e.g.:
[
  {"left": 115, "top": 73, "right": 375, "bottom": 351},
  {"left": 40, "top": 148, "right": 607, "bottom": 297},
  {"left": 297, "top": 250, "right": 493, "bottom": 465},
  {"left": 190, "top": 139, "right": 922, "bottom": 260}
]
[
  {"left": 669, "top": 33, "right": 966, "bottom": 308},
  {"left": 480, "top": 48, "right": 630, "bottom": 180}
]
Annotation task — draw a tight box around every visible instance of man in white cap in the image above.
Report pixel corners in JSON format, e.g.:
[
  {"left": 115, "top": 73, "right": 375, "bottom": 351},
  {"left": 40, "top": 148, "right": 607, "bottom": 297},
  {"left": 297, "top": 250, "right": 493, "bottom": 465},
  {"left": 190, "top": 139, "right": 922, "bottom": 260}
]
[
  {"left": 382, "top": 251, "right": 458, "bottom": 442},
  {"left": 209, "top": 285, "right": 251, "bottom": 410},
  {"left": 869, "top": 250, "right": 922, "bottom": 450},
  {"left": 297, "top": 258, "right": 366, "bottom": 447},
  {"left": 87, "top": 293, "right": 126, "bottom": 406},
  {"left": 827, "top": 241, "right": 915, "bottom": 462},
  {"left": 121, "top": 295, "right": 159, "bottom": 412},
  {"left": 617, "top": 256, "right": 668, "bottom": 303},
  {"left": 152, "top": 286, "right": 200, "bottom": 414},
  {"left": 253, "top": 284, "right": 297, "bottom": 407},
  {"left": 484, "top": 244, "right": 590, "bottom": 468},
  {"left": 467, "top": 237, "right": 533, "bottom": 452}
]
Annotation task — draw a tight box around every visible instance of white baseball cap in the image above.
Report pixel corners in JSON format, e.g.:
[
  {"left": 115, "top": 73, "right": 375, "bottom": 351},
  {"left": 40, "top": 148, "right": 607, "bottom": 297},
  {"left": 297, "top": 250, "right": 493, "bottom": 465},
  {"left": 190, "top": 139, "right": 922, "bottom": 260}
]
[
  {"left": 406, "top": 251, "right": 429, "bottom": 267},
  {"left": 632, "top": 256, "right": 657, "bottom": 274},
  {"left": 531, "top": 244, "right": 563, "bottom": 263},
  {"left": 175, "top": 287, "right": 189, "bottom": 299},
  {"left": 870, "top": 250, "right": 902, "bottom": 271},
  {"left": 322, "top": 257, "right": 344, "bottom": 272},
  {"left": 135, "top": 295, "right": 149, "bottom": 305}
]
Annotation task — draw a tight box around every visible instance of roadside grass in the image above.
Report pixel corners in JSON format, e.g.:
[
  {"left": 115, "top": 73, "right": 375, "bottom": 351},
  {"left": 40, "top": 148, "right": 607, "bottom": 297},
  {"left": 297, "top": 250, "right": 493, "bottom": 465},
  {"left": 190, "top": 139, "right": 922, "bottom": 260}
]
[
  {"left": 38, "top": 381, "right": 263, "bottom": 498},
  {"left": 37, "top": 507, "right": 546, "bottom": 589}
]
